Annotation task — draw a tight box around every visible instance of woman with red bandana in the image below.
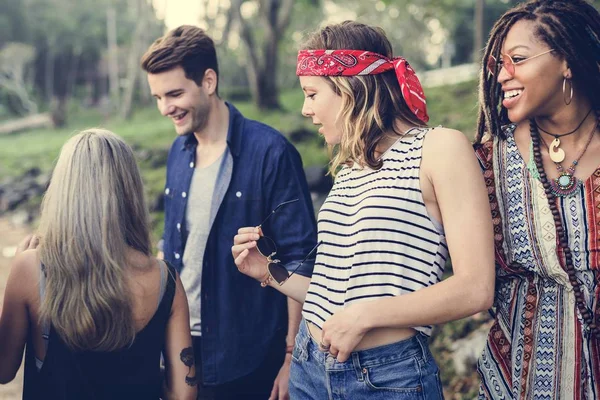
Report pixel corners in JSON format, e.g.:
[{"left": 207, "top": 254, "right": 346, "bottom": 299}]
[
  {"left": 474, "top": 1, "right": 600, "bottom": 399},
  {"left": 232, "top": 21, "right": 495, "bottom": 399}
]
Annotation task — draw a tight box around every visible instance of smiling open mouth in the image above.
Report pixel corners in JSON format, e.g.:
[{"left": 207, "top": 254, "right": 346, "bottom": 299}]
[
  {"left": 504, "top": 89, "right": 522, "bottom": 99},
  {"left": 173, "top": 111, "right": 187, "bottom": 121}
]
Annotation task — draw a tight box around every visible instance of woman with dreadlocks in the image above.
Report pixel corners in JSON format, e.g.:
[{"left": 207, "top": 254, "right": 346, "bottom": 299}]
[{"left": 474, "top": 0, "right": 600, "bottom": 398}]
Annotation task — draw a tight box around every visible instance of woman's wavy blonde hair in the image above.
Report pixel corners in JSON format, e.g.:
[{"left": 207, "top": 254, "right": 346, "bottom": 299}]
[
  {"left": 301, "top": 21, "right": 428, "bottom": 176},
  {"left": 37, "top": 128, "right": 151, "bottom": 351}
]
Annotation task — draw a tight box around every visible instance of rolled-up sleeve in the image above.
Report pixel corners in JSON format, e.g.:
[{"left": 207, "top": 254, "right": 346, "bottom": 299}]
[{"left": 262, "top": 140, "right": 318, "bottom": 277}]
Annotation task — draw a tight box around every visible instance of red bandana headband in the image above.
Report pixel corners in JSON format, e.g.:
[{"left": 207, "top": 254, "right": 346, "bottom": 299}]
[{"left": 296, "top": 50, "right": 429, "bottom": 123}]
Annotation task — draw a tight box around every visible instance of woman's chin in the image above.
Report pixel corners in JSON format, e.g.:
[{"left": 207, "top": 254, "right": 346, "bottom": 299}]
[{"left": 506, "top": 109, "right": 530, "bottom": 125}]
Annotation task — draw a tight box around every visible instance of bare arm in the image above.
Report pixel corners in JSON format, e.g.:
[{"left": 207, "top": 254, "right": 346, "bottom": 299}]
[
  {"left": 0, "top": 249, "right": 37, "bottom": 384},
  {"left": 368, "top": 128, "right": 495, "bottom": 324},
  {"left": 321, "top": 128, "right": 495, "bottom": 362},
  {"left": 163, "top": 269, "right": 197, "bottom": 400}
]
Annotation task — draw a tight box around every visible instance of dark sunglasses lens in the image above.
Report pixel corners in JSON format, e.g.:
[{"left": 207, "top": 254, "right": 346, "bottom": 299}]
[
  {"left": 257, "top": 236, "right": 277, "bottom": 257},
  {"left": 269, "top": 263, "right": 290, "bottom": 284}
]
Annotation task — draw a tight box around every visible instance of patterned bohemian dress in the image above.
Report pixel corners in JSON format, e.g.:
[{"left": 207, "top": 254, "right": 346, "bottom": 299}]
[{"left": 475, "top": 125, "right": 600, "bottom": 399}]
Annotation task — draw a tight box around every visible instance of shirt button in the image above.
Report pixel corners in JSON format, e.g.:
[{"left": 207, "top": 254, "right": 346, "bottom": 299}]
[
  {"left": 182, "top": 192, "right": 187, "bottom": 198},
  {"left": 190, "top": 162, "right": 195, "bottom": 168},
  {"left": 236, "top": 191, "right": 242, "bottom": 198},
  {"left": 175, "top": 253, "right": 180, "bottom": 260},
  {"left": 165, "top": 188, "right": 170, "bottom": 195},
  {"left": 177, "top": 223, "right": 181, "bottom": 231}
]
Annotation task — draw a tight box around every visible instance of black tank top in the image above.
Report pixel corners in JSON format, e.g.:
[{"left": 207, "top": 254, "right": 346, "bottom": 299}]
[{"left": 22, "top": 261, "right": 177, "bottom": 400}]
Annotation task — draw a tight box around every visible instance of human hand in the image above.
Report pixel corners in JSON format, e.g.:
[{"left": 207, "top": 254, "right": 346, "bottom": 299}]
[
  {"left": 320, "top": 302, "right": 371, "bottom": 363},
  {"left": 15, "top": 234, "right": 39, "bottom": 256},
  {"left": 268, "top": 354, "right": 291, "bottom": 400},
  {"left": 232, "top": 227, "right": 270, "bottom": 282}
]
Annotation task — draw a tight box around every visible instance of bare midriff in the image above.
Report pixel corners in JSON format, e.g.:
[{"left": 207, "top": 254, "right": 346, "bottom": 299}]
[{"left": 307, "top": 320, "right": 417, "bottom": 351}]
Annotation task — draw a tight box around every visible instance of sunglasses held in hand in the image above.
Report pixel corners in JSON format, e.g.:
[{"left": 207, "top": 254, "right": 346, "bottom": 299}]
[{"left": 256, "top": 199, "right": 320, "bottom": 286}]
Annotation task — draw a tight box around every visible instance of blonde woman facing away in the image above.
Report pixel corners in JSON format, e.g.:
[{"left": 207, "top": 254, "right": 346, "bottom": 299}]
[
  {"left": 232, "top": 21, "right": 495, "bottom": 399},
  {"left": 0, "top": 129, "right": 197, "bottom": 400}
]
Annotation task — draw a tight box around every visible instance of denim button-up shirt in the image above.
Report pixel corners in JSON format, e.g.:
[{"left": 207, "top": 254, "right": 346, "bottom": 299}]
[{"left": 162, "top": 103, "right": 317, "bottom": 384}]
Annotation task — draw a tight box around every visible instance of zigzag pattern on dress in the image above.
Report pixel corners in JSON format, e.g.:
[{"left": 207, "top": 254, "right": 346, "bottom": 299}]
[{"left": 475, "top": 126, "right": 600, "bottom": 399}]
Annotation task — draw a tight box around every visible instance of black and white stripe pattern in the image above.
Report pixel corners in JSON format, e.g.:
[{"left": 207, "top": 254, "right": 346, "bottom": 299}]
[{"left": 303, "top": 128, "right": 448, "bottom": 336}]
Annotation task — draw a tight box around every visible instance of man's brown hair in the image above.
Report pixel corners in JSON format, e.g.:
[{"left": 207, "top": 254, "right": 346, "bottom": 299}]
[{"left": 141, "top": 25, "right": 219, "bottom": 91}]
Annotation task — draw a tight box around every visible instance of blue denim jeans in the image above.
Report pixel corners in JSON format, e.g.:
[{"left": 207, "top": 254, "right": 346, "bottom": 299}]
[{"left": 289, "top": 320, "right": 444, "bottom": 400}]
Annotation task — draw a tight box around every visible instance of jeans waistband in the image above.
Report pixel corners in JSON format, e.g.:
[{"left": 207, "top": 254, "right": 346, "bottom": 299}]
[{"left": 294, "top": 319, "right": 432, "bottom": 371}]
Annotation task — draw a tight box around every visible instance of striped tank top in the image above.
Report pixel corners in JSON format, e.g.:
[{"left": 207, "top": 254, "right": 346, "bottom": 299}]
[{"left": 303, "top": 127, "right": 449, "bottom": 336}]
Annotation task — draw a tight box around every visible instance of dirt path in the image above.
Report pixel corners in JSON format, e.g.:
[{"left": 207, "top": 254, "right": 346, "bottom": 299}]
[{"left": 0, "top": 218, "right": 31, "bottom": 399}]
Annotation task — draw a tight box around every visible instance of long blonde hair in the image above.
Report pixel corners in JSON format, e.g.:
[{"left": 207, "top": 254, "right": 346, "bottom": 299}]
[
  {"left": 301, "top": 21, "right": 427, "bottom": 176},
  {"left": 37, "top": 128, "right": 152, "bottom": 351}
]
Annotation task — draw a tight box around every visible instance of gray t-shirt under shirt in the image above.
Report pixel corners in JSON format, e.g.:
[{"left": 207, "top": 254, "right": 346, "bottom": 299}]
[{"left": 181, "top": 153, "right": 223, "bottom": 336}]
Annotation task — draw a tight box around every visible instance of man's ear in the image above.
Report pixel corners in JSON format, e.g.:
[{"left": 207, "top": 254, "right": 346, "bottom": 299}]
[{"left": 202, "top": 69, "right": 218, "bottom": 95}]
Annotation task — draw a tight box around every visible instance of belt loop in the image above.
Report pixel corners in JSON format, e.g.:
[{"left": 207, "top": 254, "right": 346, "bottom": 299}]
[
  {"left": 295, "top": 320, "right": 311, "bottom": 362},
  {"left": 352, "top": 353, "right": 364, "bottom": 382},
  {"left": 415, "top": 332, "right": 429, "bottom": 362}
]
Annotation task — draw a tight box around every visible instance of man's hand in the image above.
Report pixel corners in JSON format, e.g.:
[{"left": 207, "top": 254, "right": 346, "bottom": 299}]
[
  {"left": 269, "top": 354, "right": 291, "bottom": 400},
  {"left": 16, "top": 234, "right": 39, "bottom": 256}
]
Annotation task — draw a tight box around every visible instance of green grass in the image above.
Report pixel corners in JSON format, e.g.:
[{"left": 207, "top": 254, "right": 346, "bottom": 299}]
[
  {"left": 426, "top": 80, "right": 480, "bottom": 140},
  {"left": 0, "top": 80, "right": 479, "bottom": 242},
  {"left": 0, "top": 81, "right": 479, "bottom": 176}
]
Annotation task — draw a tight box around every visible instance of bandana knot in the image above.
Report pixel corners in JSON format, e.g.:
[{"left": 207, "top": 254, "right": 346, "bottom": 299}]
[{"left": 297, "top": 49, "right": 428, "bottom": 123}]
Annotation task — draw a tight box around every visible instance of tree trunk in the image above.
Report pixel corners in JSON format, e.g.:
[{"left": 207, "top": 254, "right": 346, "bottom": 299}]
[
  {"left": 121, "top": 0, "right": 148, "bottom": 119},
  {"left": 44, "top": 46, "right": 54, "bottom": 102},
  {"left": 107, "top": 6, "right": 120, "bottom": 111},
  {"left": 232, "top": 0, "right": 294, "bottom": 110},
  {"left": 66, "top": 47, "right": 82, "bottom": 100},
  {"left": 473, "top": 0, "right": 485, "bottom": 63},
  {"left": 254, "top": 26, "right": 281, "bottom": 110}
]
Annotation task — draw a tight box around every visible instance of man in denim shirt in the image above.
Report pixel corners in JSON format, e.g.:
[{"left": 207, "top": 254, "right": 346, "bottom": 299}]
[{"left": 141, "top": 26, "right": 316, "bottom": 399}]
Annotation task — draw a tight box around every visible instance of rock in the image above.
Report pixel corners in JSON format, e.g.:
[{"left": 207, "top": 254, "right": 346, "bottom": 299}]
[
  {"left": 10, "top": 210, "right": 32, "bottom": 227},
  {"left": 134, "top": 147, "right": 168, "bottom": 168},
  {"left": 450, "top": 323, "right": 491, "bottom": 376},
  {"left": 23, "top": 167, "right": 41, "bottom": 178},
  {"left": 0, "top": 169, "right": 48, "bottom": 214}
]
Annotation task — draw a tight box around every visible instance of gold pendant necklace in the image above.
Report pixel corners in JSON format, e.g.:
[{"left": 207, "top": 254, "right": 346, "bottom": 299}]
[{"left": 548, "top": 137, "right": 566, "bottom": 162}]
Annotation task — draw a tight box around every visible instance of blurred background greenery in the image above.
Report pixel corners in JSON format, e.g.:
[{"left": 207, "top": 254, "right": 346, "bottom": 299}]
[{"left": 3, "top": 0, "right": 598, "bottom": 398}]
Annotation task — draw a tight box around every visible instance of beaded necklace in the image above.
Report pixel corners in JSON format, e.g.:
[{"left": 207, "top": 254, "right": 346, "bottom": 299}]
[
  {"left": 537, "top": 119, "right": 597, "bottom": 198},
  {"left": 529, "top": 119, "right": 600, "bottom": 339}
]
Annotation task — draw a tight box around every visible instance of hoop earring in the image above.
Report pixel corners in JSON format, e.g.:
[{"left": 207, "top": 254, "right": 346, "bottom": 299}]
[{"left": 563, "top": 77, "right": 573, "bottom": 105}]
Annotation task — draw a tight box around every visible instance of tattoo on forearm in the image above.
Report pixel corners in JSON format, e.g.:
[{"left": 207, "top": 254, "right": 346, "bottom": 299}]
[{"left": 180, "top": 347, "right": 198, "bottom": 387}]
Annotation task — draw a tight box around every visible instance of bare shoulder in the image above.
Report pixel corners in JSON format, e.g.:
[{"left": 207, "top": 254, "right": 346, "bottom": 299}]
[
  {"left": 11, "top": 249, "right": 40, "bottom": 277},
  {"left": 423, "top": 127, "right": 473, "bottom": 154},
  {"left": 421, "top": 127, "right": 476, "bottom": 170},
  {"left": 7, "top": 249, "right": 41, "bottom": 302}
]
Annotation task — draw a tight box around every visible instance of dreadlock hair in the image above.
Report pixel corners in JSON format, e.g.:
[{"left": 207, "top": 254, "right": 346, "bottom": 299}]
[{"left": 475, "top": 0, "right": 600, "bottom": 144}]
